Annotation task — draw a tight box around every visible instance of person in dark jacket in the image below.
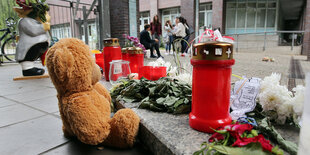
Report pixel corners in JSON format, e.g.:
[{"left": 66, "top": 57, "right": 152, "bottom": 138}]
[
  {"left": 140, "top": 24, "right": 163, "bottom": 58},
  {"left": 150, "top": 15, "right": 162, "bottom": 46}
]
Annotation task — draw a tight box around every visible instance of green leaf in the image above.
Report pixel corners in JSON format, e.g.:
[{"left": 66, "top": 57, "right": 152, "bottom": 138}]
[
  {"left": 257, "top": 118, "right": 298, "bottom": 155},
  {"left": 122, "top": 97, "right": 136, "bottom": 103},
  {"left": 164, "top": 96, "right": 179, "bottom": 107},
  {"left": 156, "top": 97, "right": 166, "bottom": 105},
  {"left": 212, "top": 143, "right": 272, "bottom": 155},
  {"left": 173, "top": 98, "right": 185, "bottom": 108}
]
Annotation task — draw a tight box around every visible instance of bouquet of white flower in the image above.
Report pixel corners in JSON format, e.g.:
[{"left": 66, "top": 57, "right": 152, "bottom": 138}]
[{"left": 258, "top": 73, "right": 304, "bottom": 125}]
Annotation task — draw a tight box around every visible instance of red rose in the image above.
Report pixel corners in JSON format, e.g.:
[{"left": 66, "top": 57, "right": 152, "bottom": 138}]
[{"left": 209, "top": 132, "right": 225, "bottom": 142}]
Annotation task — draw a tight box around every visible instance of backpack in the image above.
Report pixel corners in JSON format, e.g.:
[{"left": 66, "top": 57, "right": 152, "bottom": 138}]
[{"left": 185, "top": 25, "right": 194, "bottom": 36}]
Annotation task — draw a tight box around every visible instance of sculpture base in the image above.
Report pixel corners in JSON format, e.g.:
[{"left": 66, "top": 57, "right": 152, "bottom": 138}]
[
  {"left": 13, "top": 74, "right": 49, "bottom": 81},
  {"left": 189, "top": 112, "right": 232, "bottom": 133}
]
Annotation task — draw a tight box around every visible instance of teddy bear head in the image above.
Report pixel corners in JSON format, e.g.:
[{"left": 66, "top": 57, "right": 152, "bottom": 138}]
[{"left": 46, "top": 38, "right": 101, "bottom": 96}]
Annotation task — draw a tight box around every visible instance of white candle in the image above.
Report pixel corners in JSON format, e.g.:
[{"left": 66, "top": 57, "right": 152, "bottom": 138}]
[{"left": 298, "top": 73, "right": 310, "bottom": 155}]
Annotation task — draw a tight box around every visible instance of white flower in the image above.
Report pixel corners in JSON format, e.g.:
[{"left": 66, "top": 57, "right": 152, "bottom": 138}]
[
  {"left": 276, "top": 102, "right": 293, "bottom": 124},
  {"left": 258, "top": 73, "right": 297, "bottom": 124},
  {"left": 173, "top": 73, "right": 192, "bottom": 85},
  {"left": 291, "top": 85, "right": 305, "bottom": 117},
  {"left": 167, "top": 67, "right": 177, "bottom": 77},
  {"left": 260, "top": 73, "right": 281, "bottom": 92}
]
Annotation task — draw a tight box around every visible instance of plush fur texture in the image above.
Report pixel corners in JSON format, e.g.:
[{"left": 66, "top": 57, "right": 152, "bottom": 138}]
[{"left": 46, "top": 38, "right": 140, "bottom": 148}]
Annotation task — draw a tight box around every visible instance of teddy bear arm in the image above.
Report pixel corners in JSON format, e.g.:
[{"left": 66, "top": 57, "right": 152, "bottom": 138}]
[
  {"left": 94, "top": 82, "right": 112, "bottom": 103},
  {"left": 66, "top": 95, "right": 111, "bottom": 145},
  {"left": 102, "top": 108, "right": 140, "bottom": 148}
]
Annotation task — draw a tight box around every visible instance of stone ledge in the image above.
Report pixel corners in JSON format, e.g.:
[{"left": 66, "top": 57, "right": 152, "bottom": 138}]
[
  {"left": 115, "top": 101, "right": 210, "bottom": 155},
  {"left": 101, "top": 81, "right": 299, "bottom": 155}
]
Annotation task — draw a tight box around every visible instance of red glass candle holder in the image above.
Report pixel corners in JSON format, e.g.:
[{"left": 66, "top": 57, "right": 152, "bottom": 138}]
[
  {"left": 140, "top": 66, "right": 167, "bottom": 81},
  {"left": 127, "top": 47, "right": 144, "bottom": 75},
  {"left": 103, "top": 38, "right": 122, "bottom": 81},
  {"left": 121, "top": 48, "right": 129, "bottom": 61},
  {"left": 95, "top": 53, "right": 104, "bottom": 71},
  {"left": 189, "top": 42, "right": 235, "bottom": 133}
]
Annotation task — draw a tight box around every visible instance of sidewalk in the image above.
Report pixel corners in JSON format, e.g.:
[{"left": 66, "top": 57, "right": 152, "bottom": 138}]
[
  {"left": 1, "top": 50, "right": 308, "bottom": 154},
  {"left": 0, "top": 63, "right": 150, "bottom": 155}
]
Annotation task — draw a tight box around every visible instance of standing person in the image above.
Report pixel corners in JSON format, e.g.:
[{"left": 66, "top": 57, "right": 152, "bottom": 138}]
[
  {"left": 173, "top": 17, "right": 186, "bottom": 56},
  {"left": 164, "top": 20, "right": 173, "bottom": 55},
  {"left": 183, "top": 19, "right": 190, "bottom": 55},
  {"left": 140, "top": 24, "right": 163, "bottom": 58},
  {"left": 150, "top": 15, "right": 162, "bottom": 54}
]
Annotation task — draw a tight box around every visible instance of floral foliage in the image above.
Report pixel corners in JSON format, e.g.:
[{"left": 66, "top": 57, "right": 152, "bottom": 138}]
[
  {"left": 258, "top": 73, "right": 304, "bottom": 125},
  {"left": 195, "top": 122, "right": 283, "bottom": 155},
  {"left": 123, "top": 34, "right": 146, "bottom": 54}
]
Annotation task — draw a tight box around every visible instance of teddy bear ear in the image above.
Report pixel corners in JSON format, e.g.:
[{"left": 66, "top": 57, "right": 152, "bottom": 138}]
[{"left": 52, "top": 48, "right": 74, "bottom": 83}]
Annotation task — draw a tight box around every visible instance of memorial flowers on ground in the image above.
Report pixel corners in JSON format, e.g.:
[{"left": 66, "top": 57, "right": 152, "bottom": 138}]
[{"left": 258, "top": 73, "right": 304, "bottom": 125}]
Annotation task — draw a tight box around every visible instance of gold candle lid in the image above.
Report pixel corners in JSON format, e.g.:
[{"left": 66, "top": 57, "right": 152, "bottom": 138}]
[
  {"left": 127, "top": 47, "right": 143, "bottom": 54},
  {"left": 103, "top": 38, "right": 120, "bottom": 47},
  {"left": 192, "top": 41, "right": 233, "bottom": 60}
]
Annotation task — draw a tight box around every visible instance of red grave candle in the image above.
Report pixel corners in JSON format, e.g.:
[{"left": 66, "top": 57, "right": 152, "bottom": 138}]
[
  {"left": 103, "top": 38, "right": 122, "bottom": 81},
  {"left": 189, "top": 42, "right": 235, "bottom": 133},
  {"left": 127, "top": 47, "right": 144, "bottom": 75},
  {"left": 121, "top": 48, "right": 129, "bottom": 61}
]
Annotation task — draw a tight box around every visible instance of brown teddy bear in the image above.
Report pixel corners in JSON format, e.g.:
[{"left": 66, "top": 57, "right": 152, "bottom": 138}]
[{"left": 46, "top": 38, "right": 140, "bottom": 148}]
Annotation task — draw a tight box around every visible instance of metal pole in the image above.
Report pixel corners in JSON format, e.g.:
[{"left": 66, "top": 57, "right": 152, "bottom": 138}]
[
  {"left": 103, "top": 0, "right": 111, "bottom": 39},
  {"left": 291, "top": 33, "right": 294, "bottom": 51},
  {"left": 236, "top": 34, "right": 239, "bottom": 52},
  {"left": 97, "top": 0, "right": 110, "bottom": 50},
  {"left": 70, "top": 2, "right": 75, "bottom": 37},
  {"left": 263, "top": 32, "right": 266, "bottom": 51},
  {"left": 195, "top": 0, "right": 199, "bottom": 43},
  {"left": 83, "top": 6, "right": 89, "bottom": 44}
]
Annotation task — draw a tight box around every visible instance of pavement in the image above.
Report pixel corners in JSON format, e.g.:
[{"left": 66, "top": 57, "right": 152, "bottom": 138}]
[
  {"left": 0, "top": 64, "right": 150, "bottom": 155},
  {"left": 0, "top": 48, "right": 308, "bottom": 155}
]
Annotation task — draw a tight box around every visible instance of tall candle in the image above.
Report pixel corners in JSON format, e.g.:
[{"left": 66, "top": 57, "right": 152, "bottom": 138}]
[{"left": 298, "top": 73, "right": 310, "bottom": 155}]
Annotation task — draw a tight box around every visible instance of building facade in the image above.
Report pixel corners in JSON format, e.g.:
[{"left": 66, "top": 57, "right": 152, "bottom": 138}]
[{"left": 139, "top": 0, "right": 310, "bottom": 55}]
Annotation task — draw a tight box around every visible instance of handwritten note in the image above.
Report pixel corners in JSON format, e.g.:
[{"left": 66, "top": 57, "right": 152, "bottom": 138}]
[{"left": 230, "top": 77, "right": 261, "bottom": 120}]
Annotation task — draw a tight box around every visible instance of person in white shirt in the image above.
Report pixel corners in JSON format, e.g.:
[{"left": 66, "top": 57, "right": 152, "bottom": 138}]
[
  {"left": 173, "top": 17, "right": 188, "bottom": 56},
  {"left": 164, "top": 20, "right": 174, "bottom": 55}
]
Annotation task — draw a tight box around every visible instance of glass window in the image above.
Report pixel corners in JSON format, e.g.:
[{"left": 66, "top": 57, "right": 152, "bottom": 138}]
[
  {"left": 238, "top": 3, "right": 246, "bottom": 8},
  {"left": 258, "top": 3, "right": 266, "bottom": 8},
  {"left": 267, "top": 9, "right": 276, "bottom": 27},
  {"left": 256, "top": 9, "right": 266, "bottom": 27},
  {"left": 247, "top": 8, "right": 255, "bottom": 28},
  {"left": 207, "top": 12, "right": 212, "bottom": 28},
  {"left": 163, "top": 11, "right": 169, "bottom": 15},
  {"left": 199, "top": 12, "right": 205, "bottom": 27},
  {"left": 206, "top": 4, "right": 212, "bottom": 10},
  {"left": 226, "top": 9, "right": 236, "bottom": 28},
  {"left": 237, "top": 9, "right": 246, "bottom": 28},
  {"left": 199, "top": 5, "right": 205, "bottom": 11},
  {"left": 248, "top": 2, "right": 256, "bottom": 8},
  {"left": 268, "top": 2, "right": 276, "bottom": 8},
  {"left": 227, "top": 3, "right": 236, "bottom": 8}
]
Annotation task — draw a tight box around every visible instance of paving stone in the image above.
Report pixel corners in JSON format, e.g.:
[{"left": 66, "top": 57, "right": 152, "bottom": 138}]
[
  {"left": 24, "top": 96, "right": 59, "bottom": 113},
  {"left": 5, "top": 88, "right": 57, "bottom": 103},
  {"left": 0, "top": 104, "right": 45, "bottom": 127},
  {"left": 0, "top": 84, "right": 47, "bottom": 96},
  {"left": 0, "top": 115, "right": 68, "bottom": 155},
  {"left": 42, "top": 139, "right": 151, "bottom": 155},
  {"left": 0, "top": 97, "right": 18, "bottom": 108}
]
